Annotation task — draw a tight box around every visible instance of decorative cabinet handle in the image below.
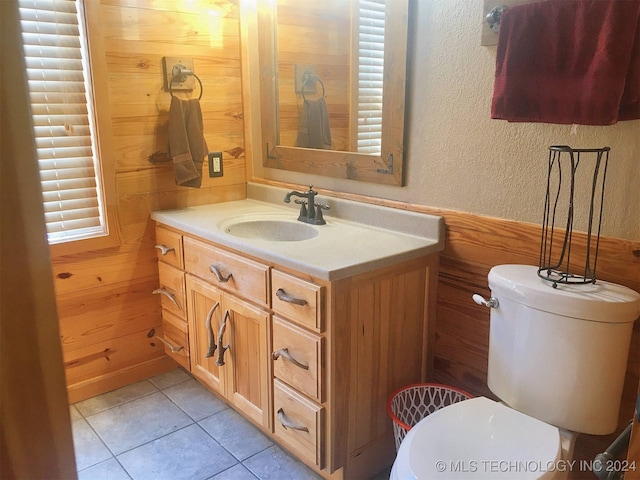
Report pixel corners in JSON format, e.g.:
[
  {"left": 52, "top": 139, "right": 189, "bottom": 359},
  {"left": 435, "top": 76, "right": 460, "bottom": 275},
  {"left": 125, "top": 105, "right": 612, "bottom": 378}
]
[
  {"left": 277, "top": 408, "right": 309, "bottom": 432},
  {"left": 152, "top": 288, "right": 181, "bottom": 311},
  {"left": 216, "top": 310, "right": 231, "bottom": 366},
  {"left": 156, "top": 336, "right": 184, "bottom": 353},
  {"left": 209, "top": 264, "right": 233, "bottom": 283},
  {"left": 205, "top": 302, "right": 220, "bottom": 358},
  {"left": 272, "top": 348, "right": 309, "bottom": 370},
  {"left": 275, "top": 288, "right": 307, "bottom": 306},
  {"left": 154, "top": 244, "right": 175, "bottom": 256}
]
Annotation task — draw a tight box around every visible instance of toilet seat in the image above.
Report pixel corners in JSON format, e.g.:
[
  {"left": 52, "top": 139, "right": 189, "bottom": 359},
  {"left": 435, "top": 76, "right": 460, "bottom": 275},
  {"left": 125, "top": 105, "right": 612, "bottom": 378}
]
[{"left": 391, "top": 397, "right": 562, "bottom": 479}]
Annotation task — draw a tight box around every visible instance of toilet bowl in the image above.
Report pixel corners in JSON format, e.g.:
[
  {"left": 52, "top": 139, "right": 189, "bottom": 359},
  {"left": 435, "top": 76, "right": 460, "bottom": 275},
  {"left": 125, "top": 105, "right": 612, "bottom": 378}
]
[
  {"left": 391, "top": 265, "right": 640, "bottom": 480},
  {"left": 390, "top": 397, "right": 565, "bottom": 480}
]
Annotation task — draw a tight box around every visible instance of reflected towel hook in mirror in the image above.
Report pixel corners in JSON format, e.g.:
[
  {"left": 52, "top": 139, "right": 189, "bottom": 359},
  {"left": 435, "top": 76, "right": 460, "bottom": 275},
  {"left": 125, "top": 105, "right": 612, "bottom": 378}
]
[{"left": 301, "top": 71, "right": 325, "bottom": 101}]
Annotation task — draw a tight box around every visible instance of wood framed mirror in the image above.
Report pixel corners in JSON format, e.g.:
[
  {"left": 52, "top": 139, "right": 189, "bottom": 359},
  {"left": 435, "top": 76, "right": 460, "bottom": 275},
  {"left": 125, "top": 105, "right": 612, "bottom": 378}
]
[{"left": 255, "top": 0, "right": 409, "bottom": 186}]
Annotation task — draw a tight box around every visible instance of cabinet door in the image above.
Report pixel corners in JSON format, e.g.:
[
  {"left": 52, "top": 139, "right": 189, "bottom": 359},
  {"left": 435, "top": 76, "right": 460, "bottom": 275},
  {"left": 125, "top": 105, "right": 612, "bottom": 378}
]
[
  {"left": 186, "top": 275, "right": 226, "bottom": 396},
  {"left": 223, "top": 293, "right": 270, "bottom": 429}
]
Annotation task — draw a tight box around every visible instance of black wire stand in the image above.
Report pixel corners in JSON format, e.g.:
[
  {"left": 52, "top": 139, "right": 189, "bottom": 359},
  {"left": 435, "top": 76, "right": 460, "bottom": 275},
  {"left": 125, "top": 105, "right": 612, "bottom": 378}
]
[{"left": 538, "top": 146, "right": 610, "bottom": 287}]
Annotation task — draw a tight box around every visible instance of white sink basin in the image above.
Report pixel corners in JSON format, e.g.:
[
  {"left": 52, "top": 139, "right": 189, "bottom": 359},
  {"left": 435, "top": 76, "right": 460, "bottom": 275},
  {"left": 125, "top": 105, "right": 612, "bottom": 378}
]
[{"left": 222, "top": 218, "right": 319, "bottom": 242}]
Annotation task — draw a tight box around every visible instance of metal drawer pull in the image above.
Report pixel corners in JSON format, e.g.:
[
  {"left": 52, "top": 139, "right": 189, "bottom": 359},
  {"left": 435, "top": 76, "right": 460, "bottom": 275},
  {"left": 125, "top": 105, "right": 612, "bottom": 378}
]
[
  {"left": 216, "top": 310, "right": 231, "bottom": 366},
  {"left": 272, "top": 348, "right": 309, "bottom": 370},
  {"left": 275, "top": 288, "right": 307, "bottom": 306},
  {"left": 156, "top": 336, "right": 184, "bottom": 353},
  {"left": 152, "top": 288, "right": 181, "bottom": 310},
  {"left": 154, "top": 244, "right": 175, "bottom": 256},
  {"left": 205, "top": 302, "right": 220, "bottom": 358},
  {"left": 277, "top": 408, "right": 309, "bottom": 432},
  {"left": 209, "top": 264, "right": 233, "bottom": 283}
]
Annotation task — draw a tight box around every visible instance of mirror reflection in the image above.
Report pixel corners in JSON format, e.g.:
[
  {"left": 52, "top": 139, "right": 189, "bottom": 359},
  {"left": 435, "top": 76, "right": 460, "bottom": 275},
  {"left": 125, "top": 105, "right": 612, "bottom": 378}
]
[
  {"left": 275, "top": 0, "right": 385, "bottom": 154},
  {"left": 258, "top": 0, "right": 408, "bottom": 186}
]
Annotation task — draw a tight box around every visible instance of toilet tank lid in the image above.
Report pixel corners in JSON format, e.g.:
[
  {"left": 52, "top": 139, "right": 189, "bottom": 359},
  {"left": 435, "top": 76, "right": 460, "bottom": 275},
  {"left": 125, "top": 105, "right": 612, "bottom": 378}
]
[{"left": 488, "top": 265, "right": 640, "bottom": 323}]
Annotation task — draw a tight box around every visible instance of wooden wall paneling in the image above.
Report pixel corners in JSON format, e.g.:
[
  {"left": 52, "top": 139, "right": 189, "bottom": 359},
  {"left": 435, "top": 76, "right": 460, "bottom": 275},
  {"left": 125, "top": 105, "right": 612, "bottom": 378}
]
[
  {"left": 441, "top": 210, "right": 639, "bottom": 291},
  {"left": 99, "top": 4, "right": 240, "bottom": 49},
  {"left": 116, "top": 172, "right": 247, "bottom": 228},
  {"left": 56, "top": 276, "right": 161, "bottom": 351},
  {"left": 51, "top": 248, "right": 158, "bottom": 296},
  {"left": 63, "top": 328, "right": 165, "bottom": 387},
  {"left": 275, "top": 0, "right": 351, "bottom": 151},
  {"left": 66, "top": 356, "right": 177, "bottom": 404},
  {"left": 50, "top": 0, "right": 248, "bottom": 402}
]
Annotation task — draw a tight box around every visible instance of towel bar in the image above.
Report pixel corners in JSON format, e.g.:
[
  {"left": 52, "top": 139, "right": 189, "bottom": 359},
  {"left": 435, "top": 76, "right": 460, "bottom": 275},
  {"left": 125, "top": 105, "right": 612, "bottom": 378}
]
[
  {"left": 301, "top": 71, "right": 326, "bottom": 100},
  {"left": 169, "top": 66, "right": 203, "bottom": 100}
]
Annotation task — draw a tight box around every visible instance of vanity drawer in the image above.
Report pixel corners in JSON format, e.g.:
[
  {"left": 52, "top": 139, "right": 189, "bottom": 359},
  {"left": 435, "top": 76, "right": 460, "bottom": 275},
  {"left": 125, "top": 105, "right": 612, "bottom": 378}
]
[
  {"left": 155, "top": 227, "right": 184, "bottom": 269},
  {"left": 155, "top": 262, "right": 186, "bottom": 318},
  {"left": 273, "top": 379, "right": 324, "bottom": 469},
  {"left": 184, "top": 237, "right": 269, "bottom": 306},
  {"left": 272, "top": 316, "right": 323, "bottom": 402},
  {"left": 160, "top": 309, "right": 190, "bottom": 370},
  {"left": 271, "top": 270, "right": 323, "bottom": 332}
]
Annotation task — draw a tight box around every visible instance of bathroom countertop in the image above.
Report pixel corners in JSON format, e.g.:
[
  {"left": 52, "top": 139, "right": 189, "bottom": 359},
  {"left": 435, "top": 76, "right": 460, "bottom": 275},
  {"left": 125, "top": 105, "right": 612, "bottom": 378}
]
[{"left": 151, "top": 183, "right": 444, "bottom": 281}]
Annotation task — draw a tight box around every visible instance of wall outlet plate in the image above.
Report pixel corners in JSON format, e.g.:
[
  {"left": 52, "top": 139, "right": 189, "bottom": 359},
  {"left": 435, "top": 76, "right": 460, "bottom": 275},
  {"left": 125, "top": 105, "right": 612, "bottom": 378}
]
[{"left": 208, "top": 152, "right": 223, "bottom": 177}]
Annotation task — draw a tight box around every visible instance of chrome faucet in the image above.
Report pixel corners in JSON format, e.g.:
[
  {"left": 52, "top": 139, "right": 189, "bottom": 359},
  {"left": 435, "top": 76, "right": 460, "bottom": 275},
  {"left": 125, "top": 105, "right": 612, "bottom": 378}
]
[{"left": 283, "top": 185, "right": 329, "bottom": 225}]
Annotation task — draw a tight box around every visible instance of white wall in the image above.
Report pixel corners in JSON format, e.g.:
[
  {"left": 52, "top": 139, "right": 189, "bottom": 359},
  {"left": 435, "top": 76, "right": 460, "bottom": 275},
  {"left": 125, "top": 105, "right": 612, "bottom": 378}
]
[{"left": 255, "top": 0, "right": 640, "bottom": 241}]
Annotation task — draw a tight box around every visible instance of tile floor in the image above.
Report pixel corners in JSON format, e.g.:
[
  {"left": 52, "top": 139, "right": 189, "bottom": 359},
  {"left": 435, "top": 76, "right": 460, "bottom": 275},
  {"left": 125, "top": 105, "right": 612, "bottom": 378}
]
[{"left": 71, "top": 368, "right": 325, "bottom": 480}]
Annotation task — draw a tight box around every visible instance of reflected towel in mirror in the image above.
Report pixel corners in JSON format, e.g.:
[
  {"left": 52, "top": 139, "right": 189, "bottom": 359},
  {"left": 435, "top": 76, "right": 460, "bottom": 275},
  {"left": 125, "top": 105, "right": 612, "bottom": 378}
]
[{"left": 295, "top": 97, "right": 332, "bottom": 150}]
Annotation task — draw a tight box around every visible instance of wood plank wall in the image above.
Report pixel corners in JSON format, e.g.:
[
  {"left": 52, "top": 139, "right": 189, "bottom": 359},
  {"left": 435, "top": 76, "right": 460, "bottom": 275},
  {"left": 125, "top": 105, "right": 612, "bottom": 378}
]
[
  {"left": 275, "top": 0, "right": 350, "bottom": 150},
  {"left": 53, "top": 0, "right": 247, "bottom": 403}
]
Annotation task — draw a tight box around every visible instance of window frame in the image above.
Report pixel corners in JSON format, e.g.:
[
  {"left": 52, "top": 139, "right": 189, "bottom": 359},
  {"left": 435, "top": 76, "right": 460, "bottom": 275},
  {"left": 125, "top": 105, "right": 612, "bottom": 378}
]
[{"left": 21, "top": 0, "right": 120, "bottom": 256}]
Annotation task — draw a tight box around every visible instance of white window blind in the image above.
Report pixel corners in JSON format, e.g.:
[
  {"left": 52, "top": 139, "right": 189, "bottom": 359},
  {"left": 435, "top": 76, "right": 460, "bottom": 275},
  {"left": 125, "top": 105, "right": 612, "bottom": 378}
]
[
  {"left": 357, "top": 0, "right": 385, "bottom": 155},
  {"left": 19, "top": 0, "right": 106, "bottom": 244}
]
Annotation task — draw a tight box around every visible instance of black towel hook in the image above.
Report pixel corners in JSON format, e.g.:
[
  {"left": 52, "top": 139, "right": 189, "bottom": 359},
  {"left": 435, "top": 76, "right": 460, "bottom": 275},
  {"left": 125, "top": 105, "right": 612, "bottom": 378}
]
[
  {"left": 301, "top": 71, "right": 326, "bottom": 101},
  {"left": 169, "top": 65, "right": 203, "bottom": 100}
]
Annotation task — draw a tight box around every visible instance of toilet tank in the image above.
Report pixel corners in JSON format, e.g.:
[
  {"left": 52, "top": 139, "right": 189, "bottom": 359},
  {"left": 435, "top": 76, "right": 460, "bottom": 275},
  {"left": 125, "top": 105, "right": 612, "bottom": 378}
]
[{"left": 486, "top": 264, "right": 640, "bottom": 435}]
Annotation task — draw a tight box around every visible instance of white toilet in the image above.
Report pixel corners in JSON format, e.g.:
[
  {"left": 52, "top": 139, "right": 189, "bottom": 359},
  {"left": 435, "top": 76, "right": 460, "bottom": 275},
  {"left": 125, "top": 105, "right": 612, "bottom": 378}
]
[{"left": 391, "top": 264, "right": 640, "bottom": 480}]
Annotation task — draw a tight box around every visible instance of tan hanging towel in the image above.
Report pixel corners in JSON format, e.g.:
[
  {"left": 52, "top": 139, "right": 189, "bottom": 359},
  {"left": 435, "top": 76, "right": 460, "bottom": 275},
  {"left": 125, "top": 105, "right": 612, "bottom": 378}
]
[{"left": 168, "top": 96, "right": 208, "bottom": 187}]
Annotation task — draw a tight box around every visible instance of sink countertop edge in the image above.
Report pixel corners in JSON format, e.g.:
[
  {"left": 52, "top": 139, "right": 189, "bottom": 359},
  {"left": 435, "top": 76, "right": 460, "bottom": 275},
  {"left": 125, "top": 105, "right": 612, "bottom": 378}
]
[{"left": 151, "top": 197, "right": 444, "bottom": 281}]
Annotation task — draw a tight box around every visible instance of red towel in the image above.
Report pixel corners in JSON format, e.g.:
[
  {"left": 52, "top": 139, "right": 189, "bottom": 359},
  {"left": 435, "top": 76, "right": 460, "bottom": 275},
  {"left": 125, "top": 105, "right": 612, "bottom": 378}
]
[{"left": 491, "top": 0, "right": 640, "bottom": 125}]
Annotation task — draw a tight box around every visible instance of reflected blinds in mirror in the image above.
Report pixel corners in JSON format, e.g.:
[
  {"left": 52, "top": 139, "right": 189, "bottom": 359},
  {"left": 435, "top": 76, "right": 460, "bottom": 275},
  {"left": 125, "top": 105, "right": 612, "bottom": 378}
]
[
  {"left": 18, "top": 0, "right": 106, "bottom": 243},
  {"left": 357, "top": 0, "right": 385, "bottom": 155}
]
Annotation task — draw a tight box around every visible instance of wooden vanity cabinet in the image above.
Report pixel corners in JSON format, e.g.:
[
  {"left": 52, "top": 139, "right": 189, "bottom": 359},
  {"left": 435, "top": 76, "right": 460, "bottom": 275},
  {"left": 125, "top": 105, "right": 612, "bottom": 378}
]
[
  {"left": 186, "top": 274, "right": 270, "bottom": 429},
  {"left": 153, "top": 224, "right": 437, "bottom": 479}
]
